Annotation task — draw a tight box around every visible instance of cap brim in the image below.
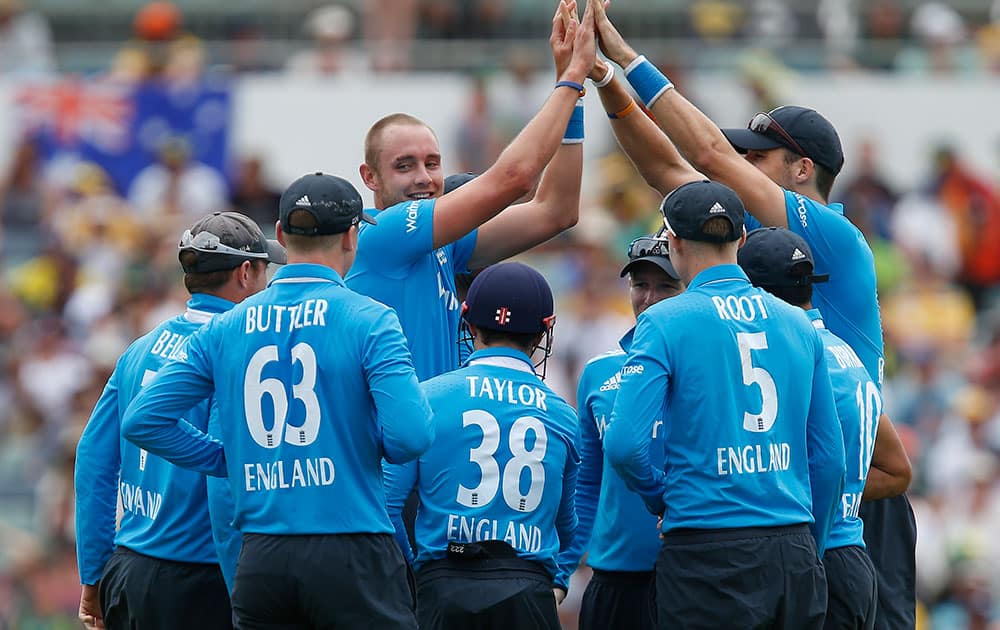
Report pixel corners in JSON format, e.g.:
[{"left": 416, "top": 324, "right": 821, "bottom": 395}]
[
  {"left": 265, "top": 239, "right": 287, "bottom": 265},
  {"left": 620, "top": 256, "right": 680, "bottom": 280},
  {"left": 361, "top": 211, "right": 377, "bottom": 225},
  {"left": 721, "top": 127, "right": 784, "bottom": 153}
]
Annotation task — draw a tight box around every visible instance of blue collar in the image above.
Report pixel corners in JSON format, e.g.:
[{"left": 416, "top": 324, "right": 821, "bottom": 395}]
[
  {"left": 687, "top": 264, "right": 750, "bottom": 290},
  {"left": 619, "top": 327, "right": 636, "bottom": 352},
  {"left": 466, "top": 347, "right": 536, "bottom": 374},
  {"left": 806, "top": 308, "right": 825, "bottom": 329},
  {"left": 268, "top": 263, "right": 345, "bottom": 288},
  {"left": 185, "top": 293, "right": 236, "bottom": 323}
]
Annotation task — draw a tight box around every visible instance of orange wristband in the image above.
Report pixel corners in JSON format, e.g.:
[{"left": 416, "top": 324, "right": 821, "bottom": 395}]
[{"left": 608, "top": 99, "right": 637, "bottom": 120}]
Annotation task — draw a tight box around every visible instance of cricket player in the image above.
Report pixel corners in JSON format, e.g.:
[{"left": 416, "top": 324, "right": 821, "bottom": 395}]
[
  {"left": 122, "top": 173, "right": 433, "bottom": 628},
  {"left": 75, "top": 211, "right": 285, "bottom": 630},
  {"left": 384, "top": 262, "right": 580, "bottom": 630},
  {"left": 605, "top": 180, "right": 846, "bottom": 629}
]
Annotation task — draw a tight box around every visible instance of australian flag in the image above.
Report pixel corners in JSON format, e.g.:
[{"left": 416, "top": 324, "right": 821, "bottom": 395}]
[{"left": 16, "top": 75, "right": 231, "bottom": 195}]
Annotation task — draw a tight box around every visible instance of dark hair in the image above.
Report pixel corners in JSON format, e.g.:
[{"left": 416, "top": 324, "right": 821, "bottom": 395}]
[
  {"left": 701, "top": 216, "right": 735, "bottom": 240},
  {"left": 477, "top": 327, "right": 540, "bottom": 354},
  {"left": 761, "top": 283, "right": 813, "bottom": 309},
  {"left": 282, "top": 209, "right": 346, "bottom": 252},
  {"left": 180, "top": 256, "right": 264, "bottom": 293},
  {"left": 783, "top": 148, "right": 836, "bottom": 201}
]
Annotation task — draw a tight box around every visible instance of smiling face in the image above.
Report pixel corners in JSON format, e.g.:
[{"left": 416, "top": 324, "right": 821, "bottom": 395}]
[
  {"left": 628, "top": 261, "right": 684, "bottom": 318},
  {"left": 362, "top": 122, "right": 443, "bottom": 209}
]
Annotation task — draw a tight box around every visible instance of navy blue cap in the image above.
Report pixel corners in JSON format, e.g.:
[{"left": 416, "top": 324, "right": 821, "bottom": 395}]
[
  {"left": 721, "top": 106, "right": 845, "bottom": 175},
  {"left": 444, "top": 172, "right": 478, "bottom": 194},
  {"left": 738, "top": 227, "right": 830, "bottom": 288},
  {"left": 279, "top": 172, "right": 375, "bottom": 236},
  {"left": 620, "top": 232, "right": 680, "bottom": 280},
  {"left": 462, "top": 262, "right": 554, "bottom": 334},
  {"left": 179, "top": 211, "right": 286, "bottom": 273},
  {"left": 661, "top": 180, "right": 745, "bottom": 243}
]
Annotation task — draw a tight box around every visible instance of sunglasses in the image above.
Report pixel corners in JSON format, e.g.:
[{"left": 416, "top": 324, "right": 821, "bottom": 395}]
[
  {"left": 628, "top": 232, "right": 670, "bottom": 260},
  {"left": 179, "top": 229, "right": 269, "bottom": 260},
  {"left": 748, "top": 112, "right": 808, "bottom": 158}
]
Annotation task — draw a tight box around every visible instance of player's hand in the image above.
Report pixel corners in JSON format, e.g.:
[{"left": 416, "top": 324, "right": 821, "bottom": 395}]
[
  {"left": 588, "top": 56, "right": 610, "bottom": 84},
  {"left": 562, "top": 0, "right": 597, "bottom": 84},
  {"left": 589, "top": 0, "right": 638, "bottom": 67},
  {"left": 553, "top": 586, "right": 568, "bottom": 605},
  {"left": 550, "top": 0, "right": 578, "bottom": 79},
  {"left": 79, "top": 584, "right": 106, "bottom": 629}
]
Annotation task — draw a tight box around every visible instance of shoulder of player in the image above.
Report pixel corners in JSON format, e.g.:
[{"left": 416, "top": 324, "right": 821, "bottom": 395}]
[
  {"left": 582, "top": 349, "right": 627, "bottom": 371},
  {"left": 359, "top": 199, "right": 434, "bottom": 231}
]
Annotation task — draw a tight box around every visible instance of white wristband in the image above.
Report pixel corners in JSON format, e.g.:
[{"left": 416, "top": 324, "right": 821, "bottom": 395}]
[
  {"left": 624, "top": 54, "right": 647, "bottom": 76},
  {"left": 592, "top": 64, "right": 614, "bottom": 88}
]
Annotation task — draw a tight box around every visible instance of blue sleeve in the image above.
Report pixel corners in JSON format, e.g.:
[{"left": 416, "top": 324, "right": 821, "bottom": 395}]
[
  {"left": 553, "top": 418, "right": 581, "bottom": 590},
  {"left": 74, "top": 370, "right": 123, "bottom": 585},
  {"left": 383, "top": 460, "right": 418, "bottom": 564},
  {"left": 121, "top": 328, "right": 226, "bottom": 476},
  {"left": 363, "top": 309, "right": 434, "bottom": 463},
  {"left": 605, "top": 316, "right": 669, "bottom": 516},
  {"left": 205, "top": 398, "right": 239, "bottom": 593},
  {"left": 358, "top": 200, "right": 436, "bottom": 274},
  {"left": 451, "top": 228, "right": 479, "bottom": 274},
  {"left": 806, "top": 332, "right": 847, "bottom": 555},
  {"left": 745, "top": 212, "right": 763, "bottom": 231},
  {"left": 555, "top": 372, "right": 602, "bottom": 580}
]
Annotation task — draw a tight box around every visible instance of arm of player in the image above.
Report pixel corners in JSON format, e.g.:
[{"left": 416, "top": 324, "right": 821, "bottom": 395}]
[
  {"left": 430, "top": 0, "right": 595, "bottom": 251},
  {"left": 205, "top": 399, "right": 239, "bottom": 594},
  {"left": 863, "top": 412, "right": 912, "bottom": 501},
  {"left": 604, "top": 316, "right": 669, "bottom": 517},
  {"left": 74, "top": 370, "right": 123, "bottom": 587},
  {"left": 553, "top": 424, "right": 582, "bottom": 591},
  {"left": 588, "top": 0, "right": 787, "bottom": 227},
  {"left": 554, "top": 373, "right": 603, "bottom": 580},
  {"left": 121, "top": 329, "right": 226, "bottom": 477},
  {"left": 591, "top": 58, "right": 703, "bottom": 197},
  {"left": 383, "top": 460, "right": 419, "bottom": 564},
  {"left": 363, "top": 309, "right": 434, "bottom": 463},
  {"left": 805, "top": 336, "right": 847, "bottom": 556}
]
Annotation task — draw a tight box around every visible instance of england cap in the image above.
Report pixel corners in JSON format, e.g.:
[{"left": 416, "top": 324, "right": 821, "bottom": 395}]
[
  {"left": 444, "top": 172, "right": 478, "bottom": 194},
  {"left": 660, "top": 180, "right": 745, "bottom": 243},
  {"left": 462, "top": 262, "right": 554, "bottom": 334},
  {"left": 721, "top": 105, "right": 845, "bottom": 175},
  {"left": 738, "top": 226, "right": 830, "bottom": 288},
  {"left": 179, "top": 211, "right": 286, "bottom": 273},
  {"left": 279, "top": 172, "right": 375, "bottom": 236},
  {"left": 620, "top": 232, "right": 680, "bottom": 280}
]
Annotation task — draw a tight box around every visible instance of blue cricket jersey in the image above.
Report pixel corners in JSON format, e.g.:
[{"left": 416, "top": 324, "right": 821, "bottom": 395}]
[
  {"left": 605, "top": 265, "right": 846, "bottom": 554},
  {"left": 384, "top": 348, "right": 580, "bottom": 587},
  {"left": 346, "top": 199, "right": 479, "bottom": 380},
  {"left": 122, "top": 263, "right": 434, "bottom": 536},
  {"left": 206, "top": 397, "right": 240, "bottom": 593},
  {"left": 75, "top": 294, "right": 232, "bottom": 585},
  {"left": 746, "top": 190, "right": 884, "bottom": 386},
  {"left": 558, "top": 329, "right": 663, "bottom": 574},
  {"left": 809, "top": 309, "right": 882, "bottom": 551}
]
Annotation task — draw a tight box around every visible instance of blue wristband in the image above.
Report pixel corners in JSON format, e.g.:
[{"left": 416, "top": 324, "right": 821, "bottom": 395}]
[
  {"left": 624, "top": 55, "right": 673, "bottom": 108},
  {"left": 563, "top": 99, "right": 585, "bottom": 144},
  {"left": 555, "top": 80, "right": 586, "bottom": 96}
]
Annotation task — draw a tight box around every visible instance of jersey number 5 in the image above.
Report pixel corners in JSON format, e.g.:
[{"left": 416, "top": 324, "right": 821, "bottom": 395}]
[
  {"left": 244, "top": 343, "right": 321, "bottom": 448},
  {"left": 457, "top": 410, "right": 548, "bottom": 513},
  {"left": 737, "top": 332, "right": 778, "bottom": 432}
]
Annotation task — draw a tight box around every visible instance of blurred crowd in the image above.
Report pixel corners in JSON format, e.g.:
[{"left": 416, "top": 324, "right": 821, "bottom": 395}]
[{"left": 3, "top": 0, "right": 1000, "bottom": 628}]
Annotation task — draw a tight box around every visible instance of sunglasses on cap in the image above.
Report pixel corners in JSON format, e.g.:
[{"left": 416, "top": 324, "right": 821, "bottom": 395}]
[
  {"left": 748, "top": 112, "right": 808, "bottom": 158},
  {"left": 179, "top": 229, "right": 270, "bottom": 260},
  {"left": 627, "top": 232, "right": 670, "bottom": 260}
]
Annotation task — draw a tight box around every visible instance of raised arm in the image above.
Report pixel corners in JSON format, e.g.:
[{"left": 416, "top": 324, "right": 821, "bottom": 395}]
[
  {"left": 591, "top": 57, "right": 702, "bottom": 197},
  {"left": 588, "top": 0, "right": 787, "bottom": 226},
  {"left": 432, "top": 0, "right": 596, "bottom": 251},
  {"left": 863, "top": 412, "right": 912, "bottom": 501}
]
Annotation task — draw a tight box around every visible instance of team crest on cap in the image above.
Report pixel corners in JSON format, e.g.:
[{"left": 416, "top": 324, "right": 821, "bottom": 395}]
[
  {"left": 791, "top": 248, "right": 806, "bottom": 261},
  {"left": 709, "top": 202, "right": 726, "bottom": 214},
  {"left": 495, "top": 307, "right": 511, "bottom": 326},
  {"left": 295, "top": 195, "right": 311, "bottom": 207}
]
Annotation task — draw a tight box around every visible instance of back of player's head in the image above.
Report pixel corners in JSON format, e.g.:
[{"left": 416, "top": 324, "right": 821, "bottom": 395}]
[
  {"left": 737, "top": 227, "right": 829, "bottom": 307},
  {"left": 279, "top": 172, "right": 375, "bottom": 237},
  {"left": 660, "top": 180, "right": 745, "bottom": 244},
  {"left": 463, "top": 262, "right": 554, "bottom": 335}
]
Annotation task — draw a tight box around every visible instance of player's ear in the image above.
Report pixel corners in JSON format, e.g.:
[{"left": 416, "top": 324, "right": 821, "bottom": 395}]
[
  {"left": 796, "top": 156, "right": 813, "bottom": 184},
  {"left": 360, "top": 162, "right": 378, "bottom": 192},
  {"left": 341, "top": 226, "right": 358, "bottom": 253},
  {"left": 276, "top": 221, "right": 286, "bottom": 246}
]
